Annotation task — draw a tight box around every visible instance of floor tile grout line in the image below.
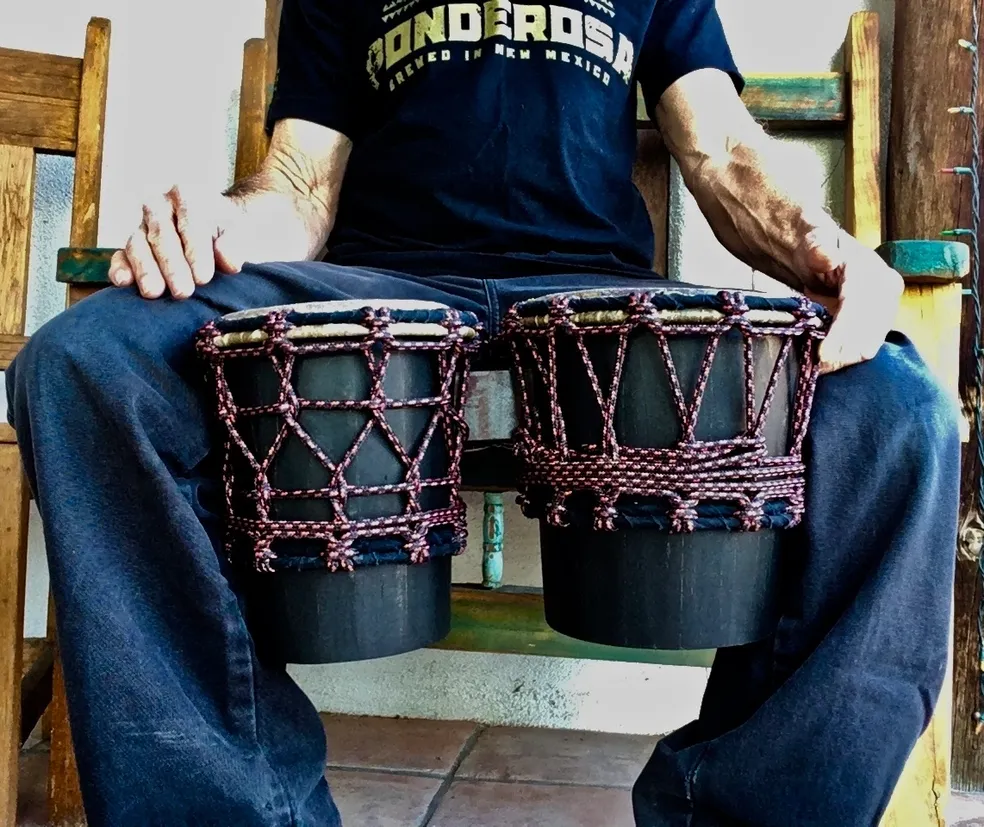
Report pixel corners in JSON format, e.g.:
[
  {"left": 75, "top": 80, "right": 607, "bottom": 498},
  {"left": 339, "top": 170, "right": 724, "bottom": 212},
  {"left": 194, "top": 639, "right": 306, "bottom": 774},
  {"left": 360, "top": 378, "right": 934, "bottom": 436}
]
[
  {"left": 326, "top": 764, "right": 448, "bottom": 780},
  {"left": 419, "top": 723, "right": 486, "bottom": 827},
  {"left": 443, "top": 775, "right": 636, "bottom": 791}
]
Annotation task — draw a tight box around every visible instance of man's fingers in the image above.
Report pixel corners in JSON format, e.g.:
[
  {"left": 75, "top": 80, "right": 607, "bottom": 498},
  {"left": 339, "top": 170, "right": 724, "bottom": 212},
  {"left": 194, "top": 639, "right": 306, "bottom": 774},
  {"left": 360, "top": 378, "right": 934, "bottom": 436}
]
[
  {"left": 818, "top": 273, "right": 900, "bottom": 374},
  {"left": 124, "top": 232, "right": 166, "bottom": 299},
  {"left": 167, "top": 186, "right": 215, "bottom": 286},
  {"left": 108, "top": 250, "right": 133, "bottom": 287},
  {"left": 142, "top": 198, "right": 196, "bottom": 299}
]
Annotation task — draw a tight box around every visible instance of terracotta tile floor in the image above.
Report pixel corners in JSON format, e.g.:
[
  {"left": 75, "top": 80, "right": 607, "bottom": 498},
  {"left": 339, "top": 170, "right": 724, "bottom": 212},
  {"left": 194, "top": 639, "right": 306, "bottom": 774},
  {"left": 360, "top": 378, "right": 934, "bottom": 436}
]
[
  {"left": 16, "top": 715, "right": 984, "bottom": 825},
  {"left": 17, "top": 714, "right": 651, "bottom": 826}
]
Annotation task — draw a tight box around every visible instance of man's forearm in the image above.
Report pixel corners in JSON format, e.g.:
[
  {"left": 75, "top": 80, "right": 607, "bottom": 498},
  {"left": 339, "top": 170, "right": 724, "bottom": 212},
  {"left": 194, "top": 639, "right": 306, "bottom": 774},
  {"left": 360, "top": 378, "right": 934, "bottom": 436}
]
[
  {"left": 655, "top": 70, "right": 844, "bottom": 296},
  {"left": 223, "top": 121, "right": 352, "bottom": 262}
]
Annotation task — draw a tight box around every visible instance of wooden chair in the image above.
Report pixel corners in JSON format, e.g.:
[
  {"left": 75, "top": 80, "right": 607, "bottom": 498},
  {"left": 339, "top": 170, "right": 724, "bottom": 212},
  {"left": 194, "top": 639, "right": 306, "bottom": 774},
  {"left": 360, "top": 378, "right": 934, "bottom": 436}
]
[
  {"left": 0, "top": 16, "right": 111, "bottom": 826},
  {"left": 50, "top": 7, "right": 959, "bottom": 825}
]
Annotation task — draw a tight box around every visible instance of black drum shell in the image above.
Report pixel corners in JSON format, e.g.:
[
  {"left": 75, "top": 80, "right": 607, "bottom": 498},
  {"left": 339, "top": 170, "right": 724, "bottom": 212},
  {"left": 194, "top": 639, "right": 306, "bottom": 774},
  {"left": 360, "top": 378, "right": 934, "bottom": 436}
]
[
  {"left": 532, "top": 325, "right": 799, "bottom": 651},
  {"left": 223, "top": 340, "right": 455, "bottom": 664}
]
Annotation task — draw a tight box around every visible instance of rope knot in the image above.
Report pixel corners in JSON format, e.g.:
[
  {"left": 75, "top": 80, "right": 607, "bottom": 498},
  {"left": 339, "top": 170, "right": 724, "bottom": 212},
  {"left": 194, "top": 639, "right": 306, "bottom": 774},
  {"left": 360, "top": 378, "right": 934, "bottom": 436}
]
[
  {"left": 546, "top": 494, "right": 570, "bottom": 528},
  {"left": 502, "top": 305, "right": 523, "bottom": 335},
  {"left": 547, "top": 296, "right": 575, "bottom": 330},
  {"left": 364, "top": 307, "right": 394, "bottom": 339},
  {"left": 254, "top": 539, "right": 277, "bottom": 573},
  {"left": 626, "top": 293, "right": 659, "bottom": 327},
  {"left": 263, "top": 310, "right": 292, "bottom": 345},
  {"left": 324, "top": 534, "right": 356, "bottom": 572},
  {"left": 407, "top": 526, "right": 430, "bottom": 564},
  {"left": 592, "top": 492, "right": 619, "bottom": 532},
  {"left": 670, "top": 497, "right": 700, "bottom": 533},
  {"left": 719, "top": 290, "right": 749, "bottom": 317},
  {"left": 739, "top": 496, "right": 767, "bottom": 532}
]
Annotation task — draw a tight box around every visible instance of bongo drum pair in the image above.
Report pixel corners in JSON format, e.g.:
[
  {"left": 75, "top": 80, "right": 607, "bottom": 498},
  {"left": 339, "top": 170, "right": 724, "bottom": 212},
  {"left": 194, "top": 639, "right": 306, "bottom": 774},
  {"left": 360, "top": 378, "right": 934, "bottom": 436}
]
[{"left": 196, "top": 287, "right": 826, "bottom": 665}]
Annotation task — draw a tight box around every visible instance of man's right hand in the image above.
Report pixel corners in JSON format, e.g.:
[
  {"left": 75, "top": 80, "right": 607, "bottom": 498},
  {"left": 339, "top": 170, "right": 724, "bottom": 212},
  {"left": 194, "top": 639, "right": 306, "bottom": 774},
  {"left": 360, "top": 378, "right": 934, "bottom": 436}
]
[{"left": 108, "top": 186, "right": 248, "bottom": 300}]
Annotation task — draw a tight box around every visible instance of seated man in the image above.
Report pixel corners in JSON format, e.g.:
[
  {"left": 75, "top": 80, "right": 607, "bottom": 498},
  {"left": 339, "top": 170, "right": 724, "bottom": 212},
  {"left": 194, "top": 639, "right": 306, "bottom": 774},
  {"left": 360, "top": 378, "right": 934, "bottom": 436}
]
[{"left": 5, "top": 0, "right": 959, "bottom": 824}]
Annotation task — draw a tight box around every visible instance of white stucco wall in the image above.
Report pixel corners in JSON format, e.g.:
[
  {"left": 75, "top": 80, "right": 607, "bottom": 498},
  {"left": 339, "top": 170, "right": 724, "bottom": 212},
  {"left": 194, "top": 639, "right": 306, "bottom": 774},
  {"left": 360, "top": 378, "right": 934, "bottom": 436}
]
[{"left": 3, "top": 0, "right": 893, "bottom": 736}]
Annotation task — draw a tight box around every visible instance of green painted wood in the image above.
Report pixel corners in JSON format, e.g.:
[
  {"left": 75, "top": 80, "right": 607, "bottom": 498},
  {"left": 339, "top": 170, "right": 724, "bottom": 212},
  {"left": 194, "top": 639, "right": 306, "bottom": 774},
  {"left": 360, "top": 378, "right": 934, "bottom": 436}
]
[
  {"left": 481, "top": 493, "right": 504, "bottom": 589},
  {"left": 435, "top": 586, "right": 716, "bottom": 667},
  {"left": 56, "top": 247, "right": 114, "bottom": 284},
  {"left": 876, "top": 240, "right": 970, "bottom": 284},
  {"left": 637, "top": 73, "right": 845, "bottom": 126}
]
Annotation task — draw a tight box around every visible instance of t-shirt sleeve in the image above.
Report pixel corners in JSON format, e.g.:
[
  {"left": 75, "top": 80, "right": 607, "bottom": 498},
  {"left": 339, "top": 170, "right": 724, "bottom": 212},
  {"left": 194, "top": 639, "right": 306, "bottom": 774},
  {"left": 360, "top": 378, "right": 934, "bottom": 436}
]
[
  {"left": 636, "top": 0, "right": 745, "bottom": 114},
  {"left": 265, "top": 0, "right": 365, "bottom": 140}
]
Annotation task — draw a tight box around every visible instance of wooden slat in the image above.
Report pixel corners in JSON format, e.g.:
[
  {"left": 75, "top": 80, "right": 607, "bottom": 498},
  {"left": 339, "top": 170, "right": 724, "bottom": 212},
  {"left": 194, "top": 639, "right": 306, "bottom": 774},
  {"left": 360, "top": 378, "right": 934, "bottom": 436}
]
[
  {"left": 0, "top": 145, "right": 35, "bottom": 338},
  {"left": 0, "top": 92, "right": 78, "bottom": 154},
  {"left": 20, "top": 638, "right": 53, "bottom": 745},
  {"left": 0, "top": 425, "right": 15, "bottom": 446},
  {"left": 0, "top": 47, "right": 81, "bottom": 100},
  {"left": 56, "top": 247, "right": 114, "bottom": 284},
  {"left": 48, "top": 21, "right": 114, "bottom": 826},
  {"left": 636, "top": 74, "right": 846, "bottom": 128},
  {"left": 433, "top": 587, "right": 715, "bottom": 667},
  {"left": 464, "top": 371, "right": 516, "bottom": 442},
  {"left": 845, "top": 12, "right": 882, "bottom": 248},
  {"left": 0, "top": 334, "right": 28, "bottom": 371},
  {"left": 0, "top": 444, "right": 30, "bottom": 826},
  {"left": 633, "top": 130, "right": 671, "bottom": 275},
  {"left": 48, "top": 654, "right": 82, "bottom": 827},
  {"left": 265, "top": 0, "right": 283, "bottom": 101},
  {"left": 70, "top": 18, "right": 111, "bottom": 249},
  {"left": 878, "top": 240, "right": 970, "bottom": 285},
  {"left": 235, "top": 39, "right": 271, "bottom": 182}
]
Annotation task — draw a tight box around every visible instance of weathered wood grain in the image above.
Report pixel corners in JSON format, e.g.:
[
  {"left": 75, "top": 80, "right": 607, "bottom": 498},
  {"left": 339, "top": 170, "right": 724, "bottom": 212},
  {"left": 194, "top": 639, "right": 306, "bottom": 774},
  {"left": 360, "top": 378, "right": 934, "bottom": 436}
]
[
  {"left": 0, "top": 444, "right": 30, "bottom": 826},
  {"left": 0, "top": 146, "right": 35, "bottom": 339},
  {"left": 0, "top": 335, "right": 29, "bottom": 371},
  {"left": 235, "top": 39, "right": 270, "bottom": 183},
  {"left": 0, "top": 92, "right": 78, "bottom": 154},
  {"left": 70, "top": 18, "right": 110, "bottom": 250},
  {"left": 845, "top": 12, "right": 882, "bottom": 249}
]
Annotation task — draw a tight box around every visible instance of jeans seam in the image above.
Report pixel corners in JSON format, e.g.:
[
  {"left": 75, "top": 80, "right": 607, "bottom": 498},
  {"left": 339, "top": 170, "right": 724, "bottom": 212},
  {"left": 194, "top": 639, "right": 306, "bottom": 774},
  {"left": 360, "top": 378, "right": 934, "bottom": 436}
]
[{"left": 483, "top": 279, "right": 500, "bottom": 337}]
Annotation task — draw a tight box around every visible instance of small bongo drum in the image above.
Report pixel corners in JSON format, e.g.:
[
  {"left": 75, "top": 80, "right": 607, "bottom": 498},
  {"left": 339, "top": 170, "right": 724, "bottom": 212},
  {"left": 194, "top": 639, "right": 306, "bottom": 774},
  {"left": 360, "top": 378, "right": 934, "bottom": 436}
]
[
  {"left": 196, "top": 300, "right": 480, "bottom": 664},
  {"left": 504, "top": 287, "right": 828, "bottom": 650}
]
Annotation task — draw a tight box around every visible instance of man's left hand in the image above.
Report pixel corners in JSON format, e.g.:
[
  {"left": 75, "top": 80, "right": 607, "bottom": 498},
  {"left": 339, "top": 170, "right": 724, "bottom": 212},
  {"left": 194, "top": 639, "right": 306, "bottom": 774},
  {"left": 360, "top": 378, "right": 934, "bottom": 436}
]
[{"left": 791, "top": 225, "right": 905, "bottom": 375}]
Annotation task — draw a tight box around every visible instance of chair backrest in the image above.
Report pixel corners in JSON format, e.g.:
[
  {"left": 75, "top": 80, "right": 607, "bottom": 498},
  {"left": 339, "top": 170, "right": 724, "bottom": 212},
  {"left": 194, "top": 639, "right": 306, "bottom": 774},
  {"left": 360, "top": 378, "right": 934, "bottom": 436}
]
[
  {"left": 235, "top": 4, "right": 881, "bottom": 276},
  {"left": 0, "top": 17, "right": 111, "bottom": 370}
]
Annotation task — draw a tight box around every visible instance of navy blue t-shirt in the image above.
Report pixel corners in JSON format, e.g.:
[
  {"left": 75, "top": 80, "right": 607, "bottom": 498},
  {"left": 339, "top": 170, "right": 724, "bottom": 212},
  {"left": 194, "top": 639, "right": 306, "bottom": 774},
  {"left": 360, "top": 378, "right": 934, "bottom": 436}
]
[{"left": 266, "top": 0, "right": 743, "bottom": 278}]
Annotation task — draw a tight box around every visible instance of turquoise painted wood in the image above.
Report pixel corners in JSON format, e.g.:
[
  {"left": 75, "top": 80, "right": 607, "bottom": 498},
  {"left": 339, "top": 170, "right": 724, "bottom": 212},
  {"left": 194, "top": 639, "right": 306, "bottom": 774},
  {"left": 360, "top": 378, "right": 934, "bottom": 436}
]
[
  {"left": 482, "top": 493, "right": 505, "bottom": 589},
  {"left": 876, "top": 240, "right": 971, "bottom": 283},
  {"left": 636, "top": 73, "right": 846, "bottom": 126},
  {"left": 56, "top": 247, "right": 114, "bottom": 284}
]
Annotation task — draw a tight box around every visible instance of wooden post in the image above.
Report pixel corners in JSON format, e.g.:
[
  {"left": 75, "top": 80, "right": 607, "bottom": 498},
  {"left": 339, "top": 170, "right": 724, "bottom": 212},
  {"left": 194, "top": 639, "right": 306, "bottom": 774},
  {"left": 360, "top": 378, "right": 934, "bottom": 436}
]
[
  {"left": 48, "top": 17, "right": 112, "bottom": 827},
  {"left": 887, "top": 0, "right": 981, "bottom": 804}
]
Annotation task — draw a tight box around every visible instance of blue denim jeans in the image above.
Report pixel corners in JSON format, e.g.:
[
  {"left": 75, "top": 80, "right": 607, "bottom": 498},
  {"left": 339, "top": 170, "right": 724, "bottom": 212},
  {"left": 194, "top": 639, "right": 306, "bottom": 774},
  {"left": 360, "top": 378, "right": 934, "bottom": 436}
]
[{"left": 6, "top": 262, "right": 960, "bottom": 826}]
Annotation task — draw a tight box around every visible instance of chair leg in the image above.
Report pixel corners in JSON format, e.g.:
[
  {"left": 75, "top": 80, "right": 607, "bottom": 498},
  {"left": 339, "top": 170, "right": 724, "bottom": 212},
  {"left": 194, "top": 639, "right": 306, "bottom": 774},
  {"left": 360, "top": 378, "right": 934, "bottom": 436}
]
[
  {"left": 0, "top": 442, "right": 30, "bottom": 825},
  {"left": 48, "top": 649, "right": 85, "bottom": 826}
]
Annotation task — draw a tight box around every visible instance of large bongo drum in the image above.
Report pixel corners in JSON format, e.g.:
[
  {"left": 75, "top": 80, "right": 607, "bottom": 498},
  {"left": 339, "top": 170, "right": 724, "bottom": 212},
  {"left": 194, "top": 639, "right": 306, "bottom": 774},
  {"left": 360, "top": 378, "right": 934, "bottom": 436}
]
[
  {"left": 504, "top": 287, "right": 828, "bottom": 650},
  {"left": 196, "top": 300, "right": 480, "bottom": 664}
]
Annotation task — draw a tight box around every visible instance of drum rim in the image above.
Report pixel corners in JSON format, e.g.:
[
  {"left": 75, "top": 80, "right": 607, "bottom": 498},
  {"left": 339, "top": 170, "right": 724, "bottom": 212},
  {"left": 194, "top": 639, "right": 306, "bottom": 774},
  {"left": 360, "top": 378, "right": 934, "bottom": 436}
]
[
  {"left": 510, "top": 286, "right": 825, "bottom": 329},
  {"left": 220, "top": 299, "right": 455, "bottom": 322},
  {"left": 210, "top": 299, "right": 480, "bottom": 348}
]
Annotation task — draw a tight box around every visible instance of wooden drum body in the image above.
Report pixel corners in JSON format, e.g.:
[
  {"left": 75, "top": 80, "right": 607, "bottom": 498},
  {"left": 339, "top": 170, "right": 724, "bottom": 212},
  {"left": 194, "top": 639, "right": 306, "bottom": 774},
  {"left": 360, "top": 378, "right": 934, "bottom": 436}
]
[
  {"left": 504, "top": 288, "right": 828, "bottom": 650},
  {"left": 196, "top": 300, "right": 480, "bottom": 664}
]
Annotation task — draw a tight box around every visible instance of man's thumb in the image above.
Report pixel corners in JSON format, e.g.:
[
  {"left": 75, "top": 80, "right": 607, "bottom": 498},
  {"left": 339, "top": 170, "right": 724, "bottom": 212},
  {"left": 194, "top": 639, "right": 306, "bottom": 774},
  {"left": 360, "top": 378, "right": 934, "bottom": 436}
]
[{"left": 214, "top": 228, "right": 245, "bottom": 275}]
